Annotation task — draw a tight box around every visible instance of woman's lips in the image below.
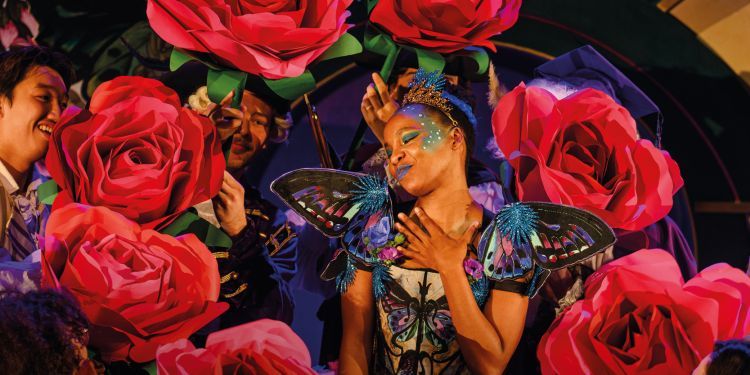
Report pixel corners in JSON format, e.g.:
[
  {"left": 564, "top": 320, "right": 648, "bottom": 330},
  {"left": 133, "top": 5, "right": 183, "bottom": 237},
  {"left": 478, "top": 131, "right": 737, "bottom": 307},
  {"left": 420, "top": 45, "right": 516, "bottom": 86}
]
[{"left": 395, "top": 164, "right": 412, "bottom": 182}]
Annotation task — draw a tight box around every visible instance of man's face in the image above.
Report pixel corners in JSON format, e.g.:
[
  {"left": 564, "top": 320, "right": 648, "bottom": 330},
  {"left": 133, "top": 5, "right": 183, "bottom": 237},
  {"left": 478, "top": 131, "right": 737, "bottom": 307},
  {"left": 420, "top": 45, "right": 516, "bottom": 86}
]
[
  {"left": 0, "top": 66, "right": 67, "bottom": 167},
  {"left": 226, "top": 90, "right": 272, "bottom": 172}
]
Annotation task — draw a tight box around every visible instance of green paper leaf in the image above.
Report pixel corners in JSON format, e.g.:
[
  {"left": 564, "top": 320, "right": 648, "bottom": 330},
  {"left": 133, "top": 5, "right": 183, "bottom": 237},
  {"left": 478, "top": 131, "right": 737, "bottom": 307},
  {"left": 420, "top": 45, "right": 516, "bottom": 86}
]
[
  {"left": 38, "top": 180, "right": 59, "bottom": 205},
  {"left": 143, "top": 361, "right": 157, "bottom": 375},
  {"left": 161, "top": 210, "right": 233, "bottom": 249},
  {"left": 415, "top": 48, "right": 446, "bottom": 74},
  {"left": 169, "top": 48, "right": 193, "bottom": 72},
  {"left": 464, "top": 47, "right": 490, "bottom": 74},
  {"left": 263, "top": 70, "right": 316, "bottom": 101},
  {"left": 364, "top": 31, "right": 397, "bottom": 57},
  {"left": 317, "top": 33, "right": 362, "bottom": 62},
  {"left": 379, "top": 45, "right": 401, "bottom": 83},
  {"left": 207, "top": 69, "right": 247, "bottom": 108}
]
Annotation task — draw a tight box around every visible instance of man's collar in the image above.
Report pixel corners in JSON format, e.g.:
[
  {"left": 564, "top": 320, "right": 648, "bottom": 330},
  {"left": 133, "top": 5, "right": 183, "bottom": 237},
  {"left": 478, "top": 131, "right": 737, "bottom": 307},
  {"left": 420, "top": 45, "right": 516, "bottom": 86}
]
[{"left": 0, "top": 159, "right": 19, "bottom": 195}]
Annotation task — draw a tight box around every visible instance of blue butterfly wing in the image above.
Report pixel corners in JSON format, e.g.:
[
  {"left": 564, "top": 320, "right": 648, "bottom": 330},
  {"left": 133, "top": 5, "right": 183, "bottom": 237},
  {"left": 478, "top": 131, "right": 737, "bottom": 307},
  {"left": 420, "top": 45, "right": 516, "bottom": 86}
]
[{"left": 477, "top": 222, "right": 534, "bottom": 280}]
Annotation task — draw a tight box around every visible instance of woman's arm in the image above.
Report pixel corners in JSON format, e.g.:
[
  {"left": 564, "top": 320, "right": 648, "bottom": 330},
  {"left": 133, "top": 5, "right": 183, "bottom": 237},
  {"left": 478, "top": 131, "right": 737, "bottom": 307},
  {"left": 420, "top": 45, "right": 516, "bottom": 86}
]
[
  {"left": 339, "top": 268, "right": 375, "bottom": 374},
  {"left": 440, "top": 266, "right": 528, "bottom": 374}
]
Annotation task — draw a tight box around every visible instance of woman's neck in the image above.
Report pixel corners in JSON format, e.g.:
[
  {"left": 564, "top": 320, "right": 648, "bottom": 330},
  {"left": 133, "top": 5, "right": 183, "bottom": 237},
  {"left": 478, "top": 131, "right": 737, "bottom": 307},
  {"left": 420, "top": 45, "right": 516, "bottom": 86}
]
[{"left": 415, "top": 177, "right": 477, "bottom": 234}]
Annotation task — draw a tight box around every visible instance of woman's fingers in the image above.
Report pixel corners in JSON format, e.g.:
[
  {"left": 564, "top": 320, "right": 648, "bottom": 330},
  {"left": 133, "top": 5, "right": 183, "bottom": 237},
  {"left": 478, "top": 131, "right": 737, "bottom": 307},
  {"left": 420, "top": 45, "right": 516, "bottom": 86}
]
[
  {"left": 395, "top": 222, "right": 421, "bottom": 246},
  {"left": 365, "top": 84, "right": 383, "bottom": 110},
  {"left": 397, "top": 213, "right": 430, "bottom": 243}
]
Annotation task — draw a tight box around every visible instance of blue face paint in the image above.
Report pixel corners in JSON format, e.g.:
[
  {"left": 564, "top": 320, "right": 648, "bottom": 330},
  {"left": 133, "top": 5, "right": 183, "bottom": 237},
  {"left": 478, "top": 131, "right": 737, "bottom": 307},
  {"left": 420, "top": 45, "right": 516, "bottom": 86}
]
[{"left": 419, "top": 119, "right": 445, "bottom": 152}]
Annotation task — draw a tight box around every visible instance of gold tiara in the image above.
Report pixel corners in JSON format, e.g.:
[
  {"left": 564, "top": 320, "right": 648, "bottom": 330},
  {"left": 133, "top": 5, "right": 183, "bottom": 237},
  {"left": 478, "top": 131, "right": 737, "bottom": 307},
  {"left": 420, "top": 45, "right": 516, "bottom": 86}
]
[{"left": 401, "top": 69, "right": 458, "bottom": 126}]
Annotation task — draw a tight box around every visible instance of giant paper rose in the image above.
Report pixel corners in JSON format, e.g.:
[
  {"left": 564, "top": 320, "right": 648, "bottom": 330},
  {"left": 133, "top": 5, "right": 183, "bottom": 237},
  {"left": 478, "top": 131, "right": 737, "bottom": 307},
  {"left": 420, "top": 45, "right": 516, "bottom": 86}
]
[
  {"left": 370, "top": 0, "right": 521, "bottom": 53},
  {"left": 46, "top": 76, "right": 224, "bottom": 230},
  {"left": 156, "top": 319, "right": 316, "bottom": 374},
  {"left": 492, "top": 84, "right": 683, "bottom": 231},
  {"left": 147, "top": 0, "right": 353, "bottom": 79},
  {"left": 539, "top": 249, "right": 750, "bottom": 374},
  {"left": 42, "top": 204, "right": 228, "bottom": 363}
]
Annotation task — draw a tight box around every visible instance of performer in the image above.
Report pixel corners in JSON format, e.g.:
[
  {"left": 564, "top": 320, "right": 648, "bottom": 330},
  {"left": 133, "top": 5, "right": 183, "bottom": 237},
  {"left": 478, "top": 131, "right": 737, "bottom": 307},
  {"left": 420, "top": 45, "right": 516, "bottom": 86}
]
[
  {"left": 0, "top": 46, "right": 73, "bottom": 261},
  {"left": 162, "top": 63, "right": 298, "bottom": 326},
  {"left": 305, "top": 61, "right": 509, "bottom": 366},
  {"left": 342, "top": 71, "right": 524, "bottom": 374},
  {"left": 272, "top": 70, "right": 615, "bottom": 374}
]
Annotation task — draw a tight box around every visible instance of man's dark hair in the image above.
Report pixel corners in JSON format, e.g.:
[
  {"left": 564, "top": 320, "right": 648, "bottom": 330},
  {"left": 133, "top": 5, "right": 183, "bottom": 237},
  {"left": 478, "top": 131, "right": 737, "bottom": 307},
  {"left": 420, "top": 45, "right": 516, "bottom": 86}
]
[
  {"left": 0, "top": 289, "right": 90, "bottom": 375},
  {"left": 0, "top": 46, "right": 75, "bottom": 102}
]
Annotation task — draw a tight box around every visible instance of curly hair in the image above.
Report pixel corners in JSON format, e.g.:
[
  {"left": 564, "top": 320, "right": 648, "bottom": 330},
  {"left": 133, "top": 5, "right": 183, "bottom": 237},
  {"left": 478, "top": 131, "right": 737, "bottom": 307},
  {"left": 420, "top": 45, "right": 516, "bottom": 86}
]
[{"left": 0, "top": 289, "right": 90, "bottom": 375}]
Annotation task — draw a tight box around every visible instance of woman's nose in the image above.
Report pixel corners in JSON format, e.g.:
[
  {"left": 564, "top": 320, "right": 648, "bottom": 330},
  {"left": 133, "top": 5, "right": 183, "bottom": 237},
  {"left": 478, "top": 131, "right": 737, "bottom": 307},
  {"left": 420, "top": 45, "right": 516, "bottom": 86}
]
[{"left": 389, "top": 149, "right": 404, "bottom": 165}]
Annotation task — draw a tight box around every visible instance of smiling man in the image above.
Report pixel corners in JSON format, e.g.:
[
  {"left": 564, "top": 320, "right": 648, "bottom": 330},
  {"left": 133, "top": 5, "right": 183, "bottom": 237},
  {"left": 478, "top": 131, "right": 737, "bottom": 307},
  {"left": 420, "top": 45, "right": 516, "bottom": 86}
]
[{"left": 0, "top": 47, "right": 74, "bottom": 260}]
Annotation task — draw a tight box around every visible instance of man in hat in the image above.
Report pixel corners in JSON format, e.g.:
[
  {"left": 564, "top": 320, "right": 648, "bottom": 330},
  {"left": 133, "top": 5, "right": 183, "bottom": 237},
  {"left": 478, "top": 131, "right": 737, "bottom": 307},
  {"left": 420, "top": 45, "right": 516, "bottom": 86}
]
[
  {"left": 163, "top": 63, "right": 298, "bottom": 327},
  {"left": 0, "top": 46, "right": 74, "bottom": 262}
]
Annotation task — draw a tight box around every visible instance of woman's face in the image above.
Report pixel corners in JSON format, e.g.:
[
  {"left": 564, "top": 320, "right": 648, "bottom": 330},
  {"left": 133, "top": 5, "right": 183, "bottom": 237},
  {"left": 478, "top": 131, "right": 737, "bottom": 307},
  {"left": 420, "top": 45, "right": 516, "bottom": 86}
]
[{"left": 383, "top": 104, "right": 463, "bottom": 197}]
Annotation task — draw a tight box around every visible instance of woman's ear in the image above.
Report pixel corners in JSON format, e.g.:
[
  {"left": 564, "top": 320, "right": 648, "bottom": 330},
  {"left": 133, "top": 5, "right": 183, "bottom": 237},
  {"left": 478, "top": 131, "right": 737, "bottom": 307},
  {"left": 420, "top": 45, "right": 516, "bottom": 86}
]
[{"left": 450, "top": 127, "right": 465, "bottom": 150}]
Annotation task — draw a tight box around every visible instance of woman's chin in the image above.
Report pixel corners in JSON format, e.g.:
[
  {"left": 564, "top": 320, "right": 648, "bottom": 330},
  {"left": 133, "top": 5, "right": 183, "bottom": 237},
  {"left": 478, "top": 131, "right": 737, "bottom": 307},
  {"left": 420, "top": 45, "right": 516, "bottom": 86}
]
[{"left": 399, "top": 179, "right": 426, "bottom": 198}]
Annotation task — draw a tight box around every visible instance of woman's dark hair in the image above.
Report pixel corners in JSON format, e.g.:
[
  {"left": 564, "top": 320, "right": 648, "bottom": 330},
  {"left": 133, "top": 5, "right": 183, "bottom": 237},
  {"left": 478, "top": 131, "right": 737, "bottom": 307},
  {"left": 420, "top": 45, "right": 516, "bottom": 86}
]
[
  {"left": 0, "top": 289, "right": 90, "bottom": 375},
  {"left": 0, "top": 46, "right": 75, "bottom": 102},
  {"left": 707, "top": 339, "right": 750, "bottom": 375}
]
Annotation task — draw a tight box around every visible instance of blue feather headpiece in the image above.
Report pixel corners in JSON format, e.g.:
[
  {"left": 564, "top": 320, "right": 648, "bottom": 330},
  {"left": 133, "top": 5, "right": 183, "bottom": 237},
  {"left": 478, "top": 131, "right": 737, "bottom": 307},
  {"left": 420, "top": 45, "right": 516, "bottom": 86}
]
[{"left": 403, "top": 68, "right": 477, "bottom": 129}]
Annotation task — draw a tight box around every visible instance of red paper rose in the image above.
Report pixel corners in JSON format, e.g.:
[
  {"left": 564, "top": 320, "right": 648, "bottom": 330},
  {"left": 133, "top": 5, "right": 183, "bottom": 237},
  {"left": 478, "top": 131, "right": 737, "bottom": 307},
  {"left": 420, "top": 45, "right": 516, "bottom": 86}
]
[
  {"left": 492, "top": 84, "right": 683, "bottom": 231},
  {"left": 88, "top": 76, "right": 181, "bottom": 112},
  {"left": 156, "top": 319, "right": 316, "bottom": 374},
  {"left": 539, "top": 249, "right": 750, "bottom": 374},
  {"left": 370, "top": 0, "right": 521, "bottom": 53},
  {"left": 147, "top": 0, "right": 353, "bottom": 79},
  {"left": 42, "top": 204, "right": 228, "bottom": 363},
  {"left": 46, "top": 76, "right": 224, "bottom": 230}
]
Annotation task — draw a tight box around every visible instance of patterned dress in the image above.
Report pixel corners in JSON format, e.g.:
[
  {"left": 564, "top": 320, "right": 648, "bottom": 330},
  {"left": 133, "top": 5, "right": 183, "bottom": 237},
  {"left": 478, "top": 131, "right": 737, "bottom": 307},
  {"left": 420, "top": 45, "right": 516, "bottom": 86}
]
[
  {"left": 367, "top": 209, "right": 513, "bottom": 375},
  {"left": 373, "top": 266, "right": 477, "bottom": 374}
]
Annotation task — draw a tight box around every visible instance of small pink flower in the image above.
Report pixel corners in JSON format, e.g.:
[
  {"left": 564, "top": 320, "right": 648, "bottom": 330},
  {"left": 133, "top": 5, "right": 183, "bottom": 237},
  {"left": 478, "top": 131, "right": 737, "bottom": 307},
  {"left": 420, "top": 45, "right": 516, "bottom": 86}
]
[
  {"left": 0, "top": 22, "right": 19, "bottom": 51},
  {"left": 378, "top": 247, "right": 402, "bottom": 261},
  {"left": 464, "top": 258, "right": 484, "bottom": 280}
]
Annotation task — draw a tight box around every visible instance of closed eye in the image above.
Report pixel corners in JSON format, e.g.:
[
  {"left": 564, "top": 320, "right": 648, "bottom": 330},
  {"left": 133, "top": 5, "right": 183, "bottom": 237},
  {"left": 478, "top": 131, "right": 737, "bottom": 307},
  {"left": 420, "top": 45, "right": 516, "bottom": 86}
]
[{"left": 401, "top": 131, "right": 420, "bottom": 145}]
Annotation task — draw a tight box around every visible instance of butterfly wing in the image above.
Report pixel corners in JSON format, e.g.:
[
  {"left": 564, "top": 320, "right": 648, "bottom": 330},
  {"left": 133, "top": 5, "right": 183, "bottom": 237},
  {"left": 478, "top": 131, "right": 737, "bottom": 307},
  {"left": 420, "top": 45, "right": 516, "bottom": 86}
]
[
  {"left": 272, "top": 168, "right": 392, "bottom": 263},
  {"left": 477, "top": 223, "right": 534, "bottom": 280},
  {"left": 381, "top": 286, "right": 419, "bottom": 343},
  {"left": 527, "top": 202, "right": 615, "bottom": 270},
  {"left": 479, "top": 202, "right": 616, "bottom": 282},
  {"left": 271, "top": 168, "right": 364, "bottom": 237}
]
